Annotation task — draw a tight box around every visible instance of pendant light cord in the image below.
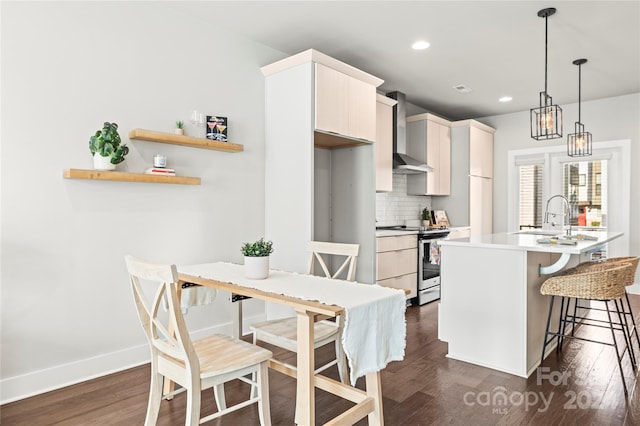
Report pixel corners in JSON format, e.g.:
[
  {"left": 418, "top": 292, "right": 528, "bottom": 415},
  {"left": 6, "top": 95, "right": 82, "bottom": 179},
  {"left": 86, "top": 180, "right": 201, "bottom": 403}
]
[
  {"left": 578, "top": 63, "right": 582, "bottom": 123},
  {"left": 544, "top": 15, "right": 548, "bottom": 96}
]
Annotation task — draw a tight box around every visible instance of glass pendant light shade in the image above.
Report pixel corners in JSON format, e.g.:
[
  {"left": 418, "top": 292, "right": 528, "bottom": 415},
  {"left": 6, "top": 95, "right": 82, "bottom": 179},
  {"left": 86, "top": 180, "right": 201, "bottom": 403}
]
[
  {"left": 531, "top": 7, "right": 563, "bottom": 140},
  {"left": 567, "top": 58, "right": 592, "bottom": 157}
]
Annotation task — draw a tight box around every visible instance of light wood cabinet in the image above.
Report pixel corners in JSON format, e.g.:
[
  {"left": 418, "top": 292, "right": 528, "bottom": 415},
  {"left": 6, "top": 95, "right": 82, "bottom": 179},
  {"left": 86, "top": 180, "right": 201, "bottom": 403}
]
[
  {"left": 469, "top": 126, "right": 493, "bottom": 179},
  {"left": 315, "top": 63, "right": 376, "bottom": 143},
  {"left": 376, "top": 234, "right": 417, "bottom": 299},
  {"left": 375, "top": 95, "right": 396, "bottom": 192},
  {"left": 406, "top": 113, "right": 451, "bottom": 196},
  {"left": 432, "top": 120, "right": 495, "bottom": 237},
  {"left": 470, "top": 176, "right": 493, "bottom": 236}
]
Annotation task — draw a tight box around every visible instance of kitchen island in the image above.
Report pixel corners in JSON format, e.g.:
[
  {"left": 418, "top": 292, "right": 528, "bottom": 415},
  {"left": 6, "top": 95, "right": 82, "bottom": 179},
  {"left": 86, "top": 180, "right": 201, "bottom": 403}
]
[{"left": 438, "top": 230, "right": 623, "bottom": 378}]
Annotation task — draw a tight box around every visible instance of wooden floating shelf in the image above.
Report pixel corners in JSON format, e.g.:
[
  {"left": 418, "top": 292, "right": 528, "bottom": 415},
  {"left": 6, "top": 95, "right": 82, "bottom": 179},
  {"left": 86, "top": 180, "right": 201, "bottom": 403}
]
[
  {"left": 129, "top": 129, "right": 243, "bottom": 153},
  {"left": 63, "top": 169, "right": 201, "bottom": 185}
]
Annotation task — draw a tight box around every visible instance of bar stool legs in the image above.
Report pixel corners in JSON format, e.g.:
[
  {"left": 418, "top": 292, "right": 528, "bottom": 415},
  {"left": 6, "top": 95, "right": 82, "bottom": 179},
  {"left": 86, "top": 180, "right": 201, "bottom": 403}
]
[{"left": 605, "top": 300, "right": 629, "bottom": 396}]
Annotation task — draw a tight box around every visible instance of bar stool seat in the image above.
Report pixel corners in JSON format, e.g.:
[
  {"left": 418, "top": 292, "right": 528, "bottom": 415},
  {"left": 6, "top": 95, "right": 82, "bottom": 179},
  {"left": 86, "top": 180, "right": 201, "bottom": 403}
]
[{"left": 540, "top": 261, "right": 635, "bottom": 396}]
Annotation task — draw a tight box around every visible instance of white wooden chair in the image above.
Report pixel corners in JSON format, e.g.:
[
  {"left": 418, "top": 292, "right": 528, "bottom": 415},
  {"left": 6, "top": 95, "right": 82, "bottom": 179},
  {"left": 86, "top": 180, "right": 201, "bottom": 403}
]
[
  {"left": 249, "top": 241, "right": 359, "bottom": 384},
  {"left": 126, "top": 255, "right": 273, "bottom": 425}
]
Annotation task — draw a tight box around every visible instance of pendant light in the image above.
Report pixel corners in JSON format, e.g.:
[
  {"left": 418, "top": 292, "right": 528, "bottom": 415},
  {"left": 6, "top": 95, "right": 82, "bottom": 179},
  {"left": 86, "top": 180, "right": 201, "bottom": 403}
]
[
  {"left": 530, "top": 7, "right": 563, "bottom": 140},
  {"left": 567, "top": 59, "right": 592, "bottom": 157}
]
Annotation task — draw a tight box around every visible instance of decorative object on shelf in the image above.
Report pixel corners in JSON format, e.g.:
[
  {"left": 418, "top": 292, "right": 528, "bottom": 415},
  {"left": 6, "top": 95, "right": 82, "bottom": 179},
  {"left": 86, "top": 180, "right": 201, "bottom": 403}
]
[
  {"left": 567, "top": 58, "right": 592, "bottom": 157},
  {"left": 530, "top": 7, "right": 563, "bottom": 141},
  {"left": 190, "top": 110, "right": 205, "bottom": 136},
  {"left": 145, "top": 167, "right": 175, "bottom": 176},
  {"left": 206, "top": 115, "right": 228, "bottom": 142},
  {"left": 241, "top": 237, "right": 274, "bottom": 280},
  {"left": 153, "top": 154, "right": 167, "bottom": 168},
  {"left": 89, "top": 122, "right": 129, "bottom": 170},
  {"left": 175, "top": 120, "right": 184, "bottom": 135}
]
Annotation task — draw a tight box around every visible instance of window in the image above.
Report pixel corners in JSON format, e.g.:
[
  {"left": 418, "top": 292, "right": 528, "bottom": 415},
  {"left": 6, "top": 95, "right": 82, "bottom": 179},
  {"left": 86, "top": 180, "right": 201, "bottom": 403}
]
[
  {"left": 562, "top": 160, "right": 607, "bottom": 227},
  {"left": 518, "top": 164, "right": 543, "bottom": 229}
]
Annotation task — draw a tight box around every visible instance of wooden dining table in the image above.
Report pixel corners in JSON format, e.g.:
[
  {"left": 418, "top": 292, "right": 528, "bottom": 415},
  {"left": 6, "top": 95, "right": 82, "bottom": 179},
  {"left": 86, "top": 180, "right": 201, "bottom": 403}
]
[{"left": 176, "top": 262, "right": 406, "bottom": 426}]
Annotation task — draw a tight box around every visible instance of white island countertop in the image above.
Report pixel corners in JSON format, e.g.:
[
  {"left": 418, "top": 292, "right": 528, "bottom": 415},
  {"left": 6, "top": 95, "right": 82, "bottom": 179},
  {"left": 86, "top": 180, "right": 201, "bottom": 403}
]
[{"left": 439, "top": 230, "right": 622, "bottom": 255}]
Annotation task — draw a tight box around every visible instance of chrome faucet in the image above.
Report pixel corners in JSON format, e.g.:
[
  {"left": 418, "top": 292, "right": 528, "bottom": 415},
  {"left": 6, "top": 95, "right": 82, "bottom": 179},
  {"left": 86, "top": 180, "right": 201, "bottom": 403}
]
[{"left": 544, "top": 194, "right": 572, "bottom": 237}]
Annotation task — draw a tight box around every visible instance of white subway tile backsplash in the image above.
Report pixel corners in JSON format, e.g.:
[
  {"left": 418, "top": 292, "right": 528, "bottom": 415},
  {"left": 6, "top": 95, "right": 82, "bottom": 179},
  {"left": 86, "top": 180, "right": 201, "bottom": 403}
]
[{"left": 376, "top": 174, "right": 431, "bottom": 226}]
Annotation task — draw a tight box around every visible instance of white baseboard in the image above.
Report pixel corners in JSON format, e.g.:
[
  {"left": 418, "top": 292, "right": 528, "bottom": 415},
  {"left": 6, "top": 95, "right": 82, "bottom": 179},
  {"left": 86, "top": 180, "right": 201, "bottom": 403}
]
[{"left": 0, "top": 314, "right": 264, "bottom": 404}]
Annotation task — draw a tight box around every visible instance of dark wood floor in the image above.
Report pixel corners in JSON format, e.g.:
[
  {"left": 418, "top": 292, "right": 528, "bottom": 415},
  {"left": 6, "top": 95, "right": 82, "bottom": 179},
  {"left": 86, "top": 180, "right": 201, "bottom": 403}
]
[{"left": 3, "top": 296, "right": 640, "bottom": 425}]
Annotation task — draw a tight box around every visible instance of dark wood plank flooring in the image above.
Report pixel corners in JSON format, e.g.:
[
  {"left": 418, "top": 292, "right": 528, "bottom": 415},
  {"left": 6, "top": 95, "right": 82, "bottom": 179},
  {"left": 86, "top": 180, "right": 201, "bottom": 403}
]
[{"left": 2, "top": 295, "right": 640, "bottom": 425}]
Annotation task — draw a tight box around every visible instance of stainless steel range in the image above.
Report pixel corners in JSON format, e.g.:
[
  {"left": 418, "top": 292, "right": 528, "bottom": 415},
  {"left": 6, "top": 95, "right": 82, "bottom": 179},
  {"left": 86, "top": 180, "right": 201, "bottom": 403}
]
[{"left": 417, "top": 228, "right": 450, "bottom": 305}]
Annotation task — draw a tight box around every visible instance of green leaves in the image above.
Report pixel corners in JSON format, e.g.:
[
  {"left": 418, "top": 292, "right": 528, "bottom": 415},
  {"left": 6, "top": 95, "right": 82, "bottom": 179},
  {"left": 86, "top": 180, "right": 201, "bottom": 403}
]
[
  {"left": 240, "top": 238, "right": 274, "bottom": 257},
  {"left": 89, "top": 121, "right": 128, "bottom": 163}
]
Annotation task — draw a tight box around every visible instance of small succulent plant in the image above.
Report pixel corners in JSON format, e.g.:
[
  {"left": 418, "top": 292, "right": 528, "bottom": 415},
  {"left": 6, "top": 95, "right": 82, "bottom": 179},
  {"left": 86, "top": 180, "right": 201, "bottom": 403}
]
[{"left": 240, "top": 238, "right": 274, "bottom": 257}]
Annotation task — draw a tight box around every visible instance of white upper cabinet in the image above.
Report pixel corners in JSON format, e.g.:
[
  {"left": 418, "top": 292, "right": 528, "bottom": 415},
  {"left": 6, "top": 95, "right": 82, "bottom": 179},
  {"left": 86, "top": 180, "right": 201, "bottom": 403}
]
[
  {"left": 315, "top": 63, "right": 376, "bottom": 143},
  {"left": 406, "top": 113, "right": 451, "bottom": 196},
  {"left": 469, "top": 125, "right": 493, "bottom": 178},
  {"left": 375, "top": 94, "right": 396, "bottom": 192}
]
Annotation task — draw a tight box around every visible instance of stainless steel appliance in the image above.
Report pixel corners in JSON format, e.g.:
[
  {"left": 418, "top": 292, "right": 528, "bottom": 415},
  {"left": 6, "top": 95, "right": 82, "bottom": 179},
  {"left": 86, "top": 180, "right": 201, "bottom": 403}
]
[{"left": 418, "top": 229, "right": 450, "bottom": 305}]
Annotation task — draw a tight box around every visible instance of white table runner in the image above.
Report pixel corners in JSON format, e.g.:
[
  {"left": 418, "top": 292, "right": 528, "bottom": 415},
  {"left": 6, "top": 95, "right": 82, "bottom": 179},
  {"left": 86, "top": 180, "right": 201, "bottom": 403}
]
[{"left": 178, "top": 262, "right": 406, "bottom": 384}]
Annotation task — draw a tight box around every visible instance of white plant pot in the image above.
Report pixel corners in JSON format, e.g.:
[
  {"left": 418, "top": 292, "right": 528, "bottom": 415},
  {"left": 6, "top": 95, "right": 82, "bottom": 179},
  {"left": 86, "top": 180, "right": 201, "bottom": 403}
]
[
  {"left": 244, "top": 256, "right": 270, "bottom": 279},
  {"left": 175, "top": 128, "right": 184, "bottom": 135},
  {"left": 93, "top": 153, "right": 116, "bottom": 171}
]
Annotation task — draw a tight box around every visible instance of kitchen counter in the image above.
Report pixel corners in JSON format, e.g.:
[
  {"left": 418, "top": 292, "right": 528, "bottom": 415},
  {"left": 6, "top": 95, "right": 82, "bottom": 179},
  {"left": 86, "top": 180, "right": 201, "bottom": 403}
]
[
  {"left": 439, "top": 230, "right": 622, "bottom": 255},
  {"left": 375, "top": 229, "right": 419, "bottom": 237},
  {"left": 438, "top": 230, "right": 623, "bottom": 378},
  {"left": 375, "top": 226, "right": 470, "bottom": 238}
]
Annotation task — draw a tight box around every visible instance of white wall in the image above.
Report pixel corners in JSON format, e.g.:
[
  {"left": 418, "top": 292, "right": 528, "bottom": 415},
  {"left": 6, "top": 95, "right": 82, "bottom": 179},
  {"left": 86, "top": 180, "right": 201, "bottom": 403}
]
[
  {"left": 480, "top": 93, "right": 640, "bottom": 257},
  {"left": 0, "top": 1, "right": 285, "bottom": 402}
]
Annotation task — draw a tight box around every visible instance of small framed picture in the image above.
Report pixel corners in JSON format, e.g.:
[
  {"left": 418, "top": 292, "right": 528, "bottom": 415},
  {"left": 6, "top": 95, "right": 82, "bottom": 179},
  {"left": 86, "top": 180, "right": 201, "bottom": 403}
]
[
  {"left": 434, "top": 210, "right": 450, "bottom": 227},
  {"left": 206, "top": 116, "right": 228, "bottom": 142}
]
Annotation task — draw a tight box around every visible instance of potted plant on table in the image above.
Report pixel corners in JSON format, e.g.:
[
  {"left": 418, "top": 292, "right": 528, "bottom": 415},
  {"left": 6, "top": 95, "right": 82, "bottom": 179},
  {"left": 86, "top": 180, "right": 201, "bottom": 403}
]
[
  {"left": 89, "top": 122, "right": 129, "bottom": 170},
  {"left": 241, "top": 237, "right": 274, "bottom": 279}
]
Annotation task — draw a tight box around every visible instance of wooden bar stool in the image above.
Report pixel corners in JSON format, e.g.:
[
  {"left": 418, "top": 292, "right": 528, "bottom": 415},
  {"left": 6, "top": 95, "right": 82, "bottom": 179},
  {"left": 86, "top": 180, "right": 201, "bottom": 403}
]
[{"left": 540, "top": 261, "right": 635, "bottom": 396}]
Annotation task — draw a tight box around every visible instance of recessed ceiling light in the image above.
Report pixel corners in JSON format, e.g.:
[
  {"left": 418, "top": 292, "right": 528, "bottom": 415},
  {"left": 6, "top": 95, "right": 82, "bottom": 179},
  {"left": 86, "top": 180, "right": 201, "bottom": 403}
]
[
  {"left": 499, "top": 96, "right": 513, "bottom": 102},
  {"left": 412, "top": 40, "right": 430, "bottom": 50}
]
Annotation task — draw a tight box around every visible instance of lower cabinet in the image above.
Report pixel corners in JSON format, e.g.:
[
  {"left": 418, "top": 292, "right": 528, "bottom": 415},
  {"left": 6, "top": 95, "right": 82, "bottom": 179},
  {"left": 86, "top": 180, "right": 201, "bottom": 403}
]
[{"left": 376, "top": 234, "right": 417, "bottom": 299}]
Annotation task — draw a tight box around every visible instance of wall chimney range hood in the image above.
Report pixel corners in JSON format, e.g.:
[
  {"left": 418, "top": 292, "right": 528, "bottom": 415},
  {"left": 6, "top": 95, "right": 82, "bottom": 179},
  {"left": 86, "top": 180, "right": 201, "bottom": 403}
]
[{"left": 386, "top": 91, "right": 432, "bottom": 174}]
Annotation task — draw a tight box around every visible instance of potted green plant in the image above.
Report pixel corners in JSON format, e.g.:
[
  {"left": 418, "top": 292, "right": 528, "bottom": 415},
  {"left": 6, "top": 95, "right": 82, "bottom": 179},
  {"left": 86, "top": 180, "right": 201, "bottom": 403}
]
[
  {"left": 240, "top": 237, "right": 274, "bottom": 279},
  {"left": 89, "top": 122, "right": 129, "bottom": 170},
  {"left": 421, "top": 208, "right": 431, "bottom": 228},
  {"left": 175, "top": 120, "right": 185, "bottom": 136}
]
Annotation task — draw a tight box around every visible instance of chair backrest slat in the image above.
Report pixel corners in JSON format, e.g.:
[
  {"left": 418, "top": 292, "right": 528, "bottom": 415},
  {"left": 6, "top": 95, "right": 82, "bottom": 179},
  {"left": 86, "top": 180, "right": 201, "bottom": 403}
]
[{"left": 307, "top": 241, "right": 359, "bottom": 281}]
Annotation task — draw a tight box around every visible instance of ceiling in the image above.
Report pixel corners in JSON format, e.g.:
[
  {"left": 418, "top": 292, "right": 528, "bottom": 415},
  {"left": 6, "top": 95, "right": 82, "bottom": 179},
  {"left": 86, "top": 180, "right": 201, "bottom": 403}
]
[{"left": 194, "top": 1, "right": 639, "bottom": 121}]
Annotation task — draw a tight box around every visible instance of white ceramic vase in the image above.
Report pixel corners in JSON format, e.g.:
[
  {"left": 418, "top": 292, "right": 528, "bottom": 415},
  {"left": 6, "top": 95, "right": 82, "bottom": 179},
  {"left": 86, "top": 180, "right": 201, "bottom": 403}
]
[
  {"left": 244, "top": 256, "right": 270, "bottom": 279},
  {"left": 93, "top": 153, "right": 116, "bottom": 171}
]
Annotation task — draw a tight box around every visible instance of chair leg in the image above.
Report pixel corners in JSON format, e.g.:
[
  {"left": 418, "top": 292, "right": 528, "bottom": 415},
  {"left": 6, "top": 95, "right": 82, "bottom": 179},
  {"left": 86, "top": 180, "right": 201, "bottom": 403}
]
[
  {"left": 556, "top": 297, "right": 566, "bottom": 353},
  {"left": 257, "top": 361, "right": 272, "bottom": 426},
  {"left": 615, "top": 299, "right": 636, "bottom": 369},
  {"left": 625, "top": 293, "right": 640, "bottom": 352},
  {"left": 571, "top": 298, "right": 579, "bottom": 337},
  {"left": 214, "top": 384, "right": 227, "bottom": 411},
  {"left": 541, "top": 296, "right": 555, "bottom": 365},
  {"left": 605, "top": 300, "right": 629, "bottom": 397},
  {"left": 145, "top": 366, "right": 163, "bottom": 426},
  {"left": 185, "top": 379, "right": 201, "bottom": 426},
  {"left": 559, "top": 297, "right": 572, "bottom": 350}
]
